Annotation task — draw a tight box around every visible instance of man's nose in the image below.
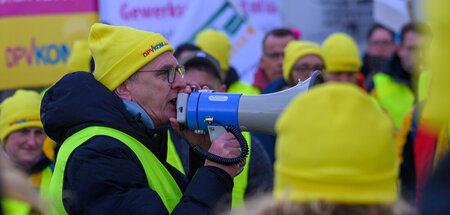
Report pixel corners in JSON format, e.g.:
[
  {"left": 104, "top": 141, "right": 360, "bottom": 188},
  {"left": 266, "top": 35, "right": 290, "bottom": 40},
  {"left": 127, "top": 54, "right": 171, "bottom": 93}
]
[
  {"left": 26, "top": 133, "right": 40, "bottom": 147},
  {"left": 171, "top": 72, "right": 186, "bottom": 89}
]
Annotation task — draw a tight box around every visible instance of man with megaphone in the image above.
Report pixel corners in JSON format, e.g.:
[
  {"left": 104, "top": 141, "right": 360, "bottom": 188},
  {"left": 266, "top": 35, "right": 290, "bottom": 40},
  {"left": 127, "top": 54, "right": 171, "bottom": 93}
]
[{"left": 42, "top": 23, "right": 244, "bottom": 215}]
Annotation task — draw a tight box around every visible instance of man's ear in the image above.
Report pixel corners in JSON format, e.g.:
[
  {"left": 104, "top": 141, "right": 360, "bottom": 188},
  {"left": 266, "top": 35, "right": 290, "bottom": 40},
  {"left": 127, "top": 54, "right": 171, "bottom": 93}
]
[
  {"left": 219, "top": 84, "right": 227, "bottom": 93},
  {"left": 114, "top": 81, "right": 132, "bottom": 101}
]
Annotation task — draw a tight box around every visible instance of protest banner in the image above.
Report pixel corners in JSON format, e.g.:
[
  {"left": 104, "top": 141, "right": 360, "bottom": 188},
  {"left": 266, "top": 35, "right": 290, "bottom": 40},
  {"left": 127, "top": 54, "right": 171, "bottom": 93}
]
[{"left": 0, "top": 0, "right": 98, "bottom": 90}]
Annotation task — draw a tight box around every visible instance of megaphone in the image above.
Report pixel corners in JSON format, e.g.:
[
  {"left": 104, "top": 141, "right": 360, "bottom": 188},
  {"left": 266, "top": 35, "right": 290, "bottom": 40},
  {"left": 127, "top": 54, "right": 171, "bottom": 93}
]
[{"left": 176, "top": 71, "right": 324, "bottom": 165}]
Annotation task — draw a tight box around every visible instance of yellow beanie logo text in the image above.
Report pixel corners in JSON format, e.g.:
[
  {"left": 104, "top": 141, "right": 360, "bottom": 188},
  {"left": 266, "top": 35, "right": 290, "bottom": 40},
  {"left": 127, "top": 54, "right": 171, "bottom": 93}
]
[{"left": 143, "top": 42, "right": 169, "bottom": 58}]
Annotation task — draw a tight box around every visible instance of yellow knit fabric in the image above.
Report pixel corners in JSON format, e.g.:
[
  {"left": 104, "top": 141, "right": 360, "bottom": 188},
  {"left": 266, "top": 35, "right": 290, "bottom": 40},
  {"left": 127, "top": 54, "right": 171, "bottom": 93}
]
[
  {"left": 274, "top": 83, "right": 398, "bottom": 204},
  {"left": 89, "top": 23, "right": 174, "bottom": 91},
  {"left": 282, "top": 41, "right": 323, "bottom": 81},
  {"left": 0, "top": 90, "right": 43, "bottom": 142},
  {"left": 322, "top": 33, "right": 362, "bottom": 73}
]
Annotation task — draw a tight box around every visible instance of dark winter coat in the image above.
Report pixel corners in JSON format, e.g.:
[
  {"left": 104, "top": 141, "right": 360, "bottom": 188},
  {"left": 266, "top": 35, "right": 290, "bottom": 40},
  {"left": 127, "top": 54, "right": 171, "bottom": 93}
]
[{"left": 41, "top": 72, "right": 233, "bottom": 215}]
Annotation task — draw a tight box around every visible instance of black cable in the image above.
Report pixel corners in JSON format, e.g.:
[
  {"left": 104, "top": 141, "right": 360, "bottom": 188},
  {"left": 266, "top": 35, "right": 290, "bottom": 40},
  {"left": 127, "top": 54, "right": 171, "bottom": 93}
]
[{"left": 179, "top": 121, "right": 248, "bottom": 166}]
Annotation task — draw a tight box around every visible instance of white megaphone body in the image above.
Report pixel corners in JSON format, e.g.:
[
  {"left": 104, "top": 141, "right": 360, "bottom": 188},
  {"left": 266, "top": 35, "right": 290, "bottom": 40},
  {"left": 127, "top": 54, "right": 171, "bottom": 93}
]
[{"left": 176, "top": 71, "right": 324, "bottom": 140}]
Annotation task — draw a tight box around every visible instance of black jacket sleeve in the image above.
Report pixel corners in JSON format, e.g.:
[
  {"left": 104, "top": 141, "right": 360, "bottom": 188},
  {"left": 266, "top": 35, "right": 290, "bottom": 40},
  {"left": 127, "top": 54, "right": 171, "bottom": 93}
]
[{"left": 63, "top": 136, "right": 233, "bottom": 215}]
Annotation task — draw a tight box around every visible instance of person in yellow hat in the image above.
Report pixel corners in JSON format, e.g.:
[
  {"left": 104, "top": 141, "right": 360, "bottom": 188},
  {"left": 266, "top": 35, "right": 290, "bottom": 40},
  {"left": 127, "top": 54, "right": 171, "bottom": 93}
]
[
  {"left": 42, "top": 23, "right": 244, "bottom": 215},
  {"left": 195, "top": 29, "right": 260, "bottom": 95},
  {"left": 262, "top": 40, "right": 325, "bottom": 93},
  {"left": 322, "top": 33, "right": 363, "bottom": 86},
  {"left": 228, "top": 83, "right": 415, "bottom": 215},
  {"left": 0, "top": 89, "right": 53, "bottom": 214},
  {"left": 254, "top": 40, "right": 325, "bottom": 164}
]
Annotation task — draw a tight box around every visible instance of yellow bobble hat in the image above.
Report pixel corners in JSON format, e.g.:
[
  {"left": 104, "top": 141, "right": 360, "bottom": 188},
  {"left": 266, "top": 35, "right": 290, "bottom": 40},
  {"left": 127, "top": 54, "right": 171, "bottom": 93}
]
[
  {"left": 66, "top": 40, "right": 91, "bottom": 73},
  {"left": 283, "top": 41, "right": 323, "bottom": 82},
  {"left": 195, "top": 29, "right": 231, "bottom": 71},
  {"left": 322, "top": 33, "right": 362, "bottom": 73},
  {"left": 0, "top": 90, "right": 43, "bottom": 142},
  {"left": 274, "top": 83, "right": 398, "bottom": 204},
  {"left": 89, "top": 23, "right": 174, "bottom": 91}
]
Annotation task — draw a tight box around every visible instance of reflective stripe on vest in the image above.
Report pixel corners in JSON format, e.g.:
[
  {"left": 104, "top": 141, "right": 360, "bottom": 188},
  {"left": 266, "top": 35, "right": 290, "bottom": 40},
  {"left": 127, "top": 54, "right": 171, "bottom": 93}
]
[
  {"left": 49, "top": 126, "right": 182, "bottom": 215},
  {"left": 231, "top": 132, "right": 251, "bottom": 209},
  {"left": 40, "top": 166, "right": 53, "bottom": 198},
  {"left": 166, "top": 131, "right": 186, "bottom": 174},
  {"left": 166, "top": 130, "right": 251, "bottom": 209},
  {"left": 373, "top": 73, "right": 414, "bottom": 127},
  {"left": 1, "top": 198, "right": 32, "bottom": 215}
]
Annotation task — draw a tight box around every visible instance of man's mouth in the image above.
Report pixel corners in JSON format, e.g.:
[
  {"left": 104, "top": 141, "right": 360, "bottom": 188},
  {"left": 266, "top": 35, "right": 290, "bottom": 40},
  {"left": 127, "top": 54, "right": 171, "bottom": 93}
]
[{"left": 168, "top": 98, "right": 177, "bottom": 106}]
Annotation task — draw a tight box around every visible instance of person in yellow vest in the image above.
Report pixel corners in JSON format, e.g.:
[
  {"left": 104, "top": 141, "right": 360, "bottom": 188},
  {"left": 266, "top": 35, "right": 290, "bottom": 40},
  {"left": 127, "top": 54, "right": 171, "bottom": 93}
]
[
  {"left": 0, "top": 90, "right": 53, "bottom": 214},
  {"left": 42, "top": 23, "right": 244, "bottom": 215},
  {"left": 195, "top": 29, "right": 260, "bottom": 95},
  {"left": 168, "top": 51, "right": 273, "bottom": 209},
  {"left": 229, "top": 83, "right": 415, "bottom": 215},
  {"left": 322, "top": 33, "right": 364, "bottom": 88},
  {"left": 368, "top": 22, "right": 431, "bottom": 128}
]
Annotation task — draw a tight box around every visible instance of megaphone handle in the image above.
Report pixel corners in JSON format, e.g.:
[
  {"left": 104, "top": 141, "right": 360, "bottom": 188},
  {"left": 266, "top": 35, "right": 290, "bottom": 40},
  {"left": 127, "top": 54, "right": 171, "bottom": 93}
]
[
  {"left": 188, "top": 124, "right": 249, "bottom": 166},
  {"left": 208, "top": 126, "right": 227, "bottom": 142}
]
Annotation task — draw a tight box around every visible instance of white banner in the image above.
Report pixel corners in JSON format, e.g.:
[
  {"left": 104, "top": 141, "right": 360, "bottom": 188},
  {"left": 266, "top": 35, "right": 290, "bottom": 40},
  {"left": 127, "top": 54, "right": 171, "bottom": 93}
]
[
  {"left": 170, "top": 0, "right": 264, "bottom": 84},
  {"left": 99, "top": 0, "right": 281, "bottom": 84},
  {"left": 99, "top": 0, "right": 281, "bottom": 39},
  {"left": 98, "top": 0, "right": 188, "bottom": 39}
]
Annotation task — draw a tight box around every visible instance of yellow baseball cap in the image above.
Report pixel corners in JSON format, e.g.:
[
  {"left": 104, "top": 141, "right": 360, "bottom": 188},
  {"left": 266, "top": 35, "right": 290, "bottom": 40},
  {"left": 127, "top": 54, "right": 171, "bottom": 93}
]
[
  {"left": 283, "top": 41, "right": 323, "bottom": 81},
  {"left": 195, "top": 29, "right": 231, "bottom": 72},
  {"left": 322, "top": 33, "right": 362, "bottom": 73},
  {"left": 89, "top": 23, "right": 174, "bottom": 91},
  {"left": 0, "top": 90, "right": 43, "bottom": 142},
  {"left": 274, "top": 83, "right": 398, "bottom": 204}
]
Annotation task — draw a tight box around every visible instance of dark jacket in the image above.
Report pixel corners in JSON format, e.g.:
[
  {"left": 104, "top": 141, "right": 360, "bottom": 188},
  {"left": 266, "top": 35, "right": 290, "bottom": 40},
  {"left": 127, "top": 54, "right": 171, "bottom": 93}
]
[
  {"left": 367, "top": 53, "right": 412, "bottom": 93},
  {"left": 41, "top": 72, "right": 233, "bottom": 215},
  {"left": 169, "top": 127, "right": 274, "bottom": 197},
  {"left": 360, "top": 53, "right": 389, "bottom": 88}
]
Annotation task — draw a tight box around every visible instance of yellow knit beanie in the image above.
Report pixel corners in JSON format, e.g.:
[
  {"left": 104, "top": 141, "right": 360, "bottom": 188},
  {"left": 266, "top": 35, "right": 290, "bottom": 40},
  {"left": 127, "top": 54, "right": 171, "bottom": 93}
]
[
  {"left": 66, "top": 40, "right": 91, "bottom": 73},
  {"left": 283, "top": 41, "right": 323, "bottom": 82},
  {"left": 0, "top": 90, "right": 43, "bottom": 142},
  {"left": 195, "top": 29, "right": 231, "bottom": 71},
  {"left": 322, "top": 33, "right": 362, "bottom": 73},
  {"left": 89, "top": 23, "right": 174, "bottom": 91},
  {"left": 274, "top": 83, "right": 397, "bottom": 204}
]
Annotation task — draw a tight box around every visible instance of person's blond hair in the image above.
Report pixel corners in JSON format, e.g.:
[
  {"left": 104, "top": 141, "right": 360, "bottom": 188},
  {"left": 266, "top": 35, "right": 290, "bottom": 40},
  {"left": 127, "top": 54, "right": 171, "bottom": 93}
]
[{"left": 228, "top": 193, "right": 416, "bottom": 215}]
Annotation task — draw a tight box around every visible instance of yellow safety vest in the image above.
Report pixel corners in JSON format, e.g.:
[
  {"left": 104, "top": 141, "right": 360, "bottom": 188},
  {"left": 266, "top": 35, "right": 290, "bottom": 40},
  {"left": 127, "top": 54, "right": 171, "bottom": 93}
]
[
  {"left": 228, "top": 81, "right": 260, "bottom": 95},
  {"left": 166, "top": 131, "right": 251, "bottom": 209},
  {"left": 48, "top": 126, "right": 182, "bottom": 215},
  {"left": 373, "top": 73, "right": 414, "bottom": 128},
  {"left": 1, "top": 166, "right": 52, "bottom": 215},
  {"left": 167, "top": 131, "right": 186, "bottom": 175},
  {"left": 1, "top": 198, "right": 32, "bottom": 215}
]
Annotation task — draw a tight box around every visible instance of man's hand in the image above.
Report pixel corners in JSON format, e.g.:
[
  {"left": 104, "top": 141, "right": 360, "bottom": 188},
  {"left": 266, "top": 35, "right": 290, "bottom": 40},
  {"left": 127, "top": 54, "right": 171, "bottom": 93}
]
[
  {"left": 169, "top": 82, "right": 212, "bottom": 150},
  {"left": 204, "top": 132, "right": 245, "bottom": 178},
  {"left": 169, "top": 118, "right": 211, "bottom": 150}
]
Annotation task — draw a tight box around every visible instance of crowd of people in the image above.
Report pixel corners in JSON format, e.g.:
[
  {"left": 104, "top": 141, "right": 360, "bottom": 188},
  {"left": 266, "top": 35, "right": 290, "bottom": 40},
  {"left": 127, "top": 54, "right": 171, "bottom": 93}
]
[{"left": 0, "top": 10, "right": 448, "bottom": 215}]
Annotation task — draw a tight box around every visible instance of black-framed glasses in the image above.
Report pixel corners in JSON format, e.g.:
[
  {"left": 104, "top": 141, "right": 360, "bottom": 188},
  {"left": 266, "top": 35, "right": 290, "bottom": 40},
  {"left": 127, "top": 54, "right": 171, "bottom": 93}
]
[{"left": 138, "top": 65, "right": 185, "bottom": 84}]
